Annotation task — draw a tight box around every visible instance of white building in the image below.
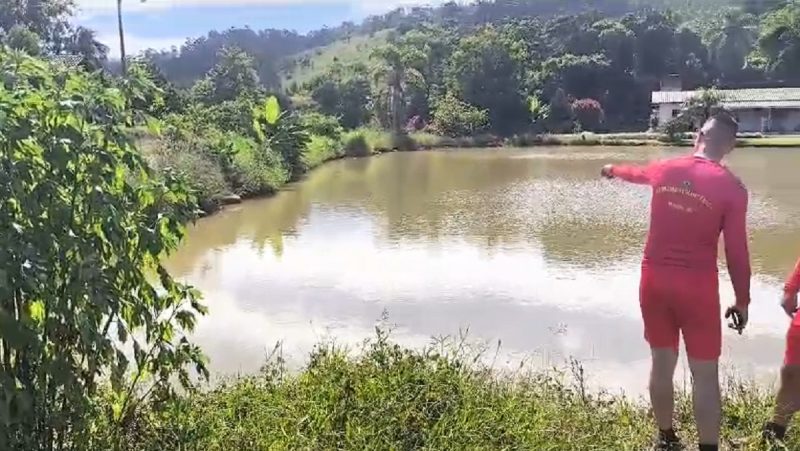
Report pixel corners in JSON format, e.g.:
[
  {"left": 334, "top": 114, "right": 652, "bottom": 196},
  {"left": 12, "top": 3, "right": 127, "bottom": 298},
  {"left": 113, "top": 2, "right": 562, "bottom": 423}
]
[{"left": 652, "top": 87, "right": 800, "bottom": 134}]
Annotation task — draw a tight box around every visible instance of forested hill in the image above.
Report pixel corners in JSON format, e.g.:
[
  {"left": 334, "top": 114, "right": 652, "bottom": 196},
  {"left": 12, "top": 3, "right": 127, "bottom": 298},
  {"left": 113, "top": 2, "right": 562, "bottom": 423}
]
[{"left": 144, "top": 0, "right": 769, "bottom": 90}]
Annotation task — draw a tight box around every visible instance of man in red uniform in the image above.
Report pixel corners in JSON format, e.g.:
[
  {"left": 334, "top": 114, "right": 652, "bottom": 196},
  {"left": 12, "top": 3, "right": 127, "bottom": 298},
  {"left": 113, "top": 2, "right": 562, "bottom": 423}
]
[
  {"left": 763, "top": 259, "right": 800, "bottom": 443},
  {"left": 601, "top": 112, "right": 751, "bottom": 451}
]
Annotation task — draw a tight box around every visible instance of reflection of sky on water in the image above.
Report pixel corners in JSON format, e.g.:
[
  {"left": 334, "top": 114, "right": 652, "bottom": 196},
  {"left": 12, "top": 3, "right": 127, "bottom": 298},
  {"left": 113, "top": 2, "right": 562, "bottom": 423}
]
[{"left": 168, "top": 148, "right": 800, "bottom": 394}]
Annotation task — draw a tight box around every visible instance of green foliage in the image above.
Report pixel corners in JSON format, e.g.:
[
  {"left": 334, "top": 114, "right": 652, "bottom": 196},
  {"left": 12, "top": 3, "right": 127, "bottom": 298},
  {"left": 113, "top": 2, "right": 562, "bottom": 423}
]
[
  {"left": 528, "top": 95, "right": 551, "bottom": 127},
  {"left": 342, "top": 130, "right": 372, "bottom": 157},
  {"left": 682, "top": 88, "right": 723, "bottom": 126},
  {"left": 0, "top": 51, "right": 207, "bottom": 449},
  {"left": 193, "top": 46, "right": 261, "bottom": 105},
  {"left": 446, "top": 26, "right": 527, "bottom": 134},
  {"left": 301, "top": 112, "right": 344, "bottom": 140},
  {"left": 87, "top": 331, "right": 791, "bottom": 450},
  {"left": 253, "top": 96, "right": 311, "bottom": 180},
  {"left": 305, "top": 135, "right": 343, "bottom": 168},
  {"left": 371, "top": 42, "right": 426, "bottom": 132},
  {"left": 4, "top": 25, "right": 40, "bottom": 55},
  {"left": 306, "top": 64, "right": 372, "bottom": 129},
  {"left": 756, "top": 2, "right": 800, "bottom": 80},
  {"left": 430, "top": 94, "right": 489, "bottom": 138}
]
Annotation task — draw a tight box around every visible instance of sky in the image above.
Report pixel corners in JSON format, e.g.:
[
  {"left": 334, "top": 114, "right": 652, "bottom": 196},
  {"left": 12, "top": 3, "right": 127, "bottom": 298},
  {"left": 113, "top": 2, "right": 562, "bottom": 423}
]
[{"left": 73, "top": 0, "right": 448, "bottom": 58}]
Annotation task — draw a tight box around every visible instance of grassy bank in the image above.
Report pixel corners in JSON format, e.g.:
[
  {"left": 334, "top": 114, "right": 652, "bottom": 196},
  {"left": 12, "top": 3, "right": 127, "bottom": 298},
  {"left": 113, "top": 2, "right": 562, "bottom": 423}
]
[
  {"left": 139, "top": 128, "right": 800, "bottom": 215},
  {"left": 96, "top": 331, "right": 788, "bottom": 450}
]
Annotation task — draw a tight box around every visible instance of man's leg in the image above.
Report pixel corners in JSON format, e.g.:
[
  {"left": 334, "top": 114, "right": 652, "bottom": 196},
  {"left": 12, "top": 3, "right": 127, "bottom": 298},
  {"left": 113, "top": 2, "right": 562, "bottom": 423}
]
[
  {"left": 651, "top": 348, "right": 680, "bottom": 432},
  {"left": 687, "top": 358, "right": 721, "bottom": 448},
  {"left": 769, "top": 365, "right": 800, "bottom": 431},
  {"left": 765, "top": 323, "right": 800, "bottom": 442},
  {"left": 640, "top": 267, "right": 681, "bottom": 446},
  {"left": 681, "top": 275, "right": 722, "bottom": 450}
]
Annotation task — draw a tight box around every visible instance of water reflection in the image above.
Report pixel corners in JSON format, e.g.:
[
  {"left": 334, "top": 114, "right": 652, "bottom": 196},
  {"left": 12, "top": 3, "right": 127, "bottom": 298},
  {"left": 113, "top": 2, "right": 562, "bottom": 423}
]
[{"left": 167, "top": 147, "right": 800, "bottom": 394}]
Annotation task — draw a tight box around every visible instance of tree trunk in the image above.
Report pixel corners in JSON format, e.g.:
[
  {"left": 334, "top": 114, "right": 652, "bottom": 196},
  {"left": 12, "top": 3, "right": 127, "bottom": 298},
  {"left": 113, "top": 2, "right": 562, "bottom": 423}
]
[{"left": 117, "top": 0, "right": 127, "bottom": 76}]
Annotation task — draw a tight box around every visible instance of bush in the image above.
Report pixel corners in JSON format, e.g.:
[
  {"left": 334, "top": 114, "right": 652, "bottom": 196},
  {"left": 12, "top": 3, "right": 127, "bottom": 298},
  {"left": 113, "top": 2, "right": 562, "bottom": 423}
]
[
  {"left": 430, "top": 94, "right": 489, "bottom": 137},
  {"left": 343, "top": 130, "right": 372, "bottom": 157},
  {"left": 0, "top": 51, "right": 207, "bottom": 449},
  {"left": 145, "top": 138, "right": 232, "bottom": 212},
  {"left": 572, "top": 98, "right": 605, "bottom": 132},
  {"left": 301, "top": 112, "right": 344, "bottom": 140},
  {"left": 305, "top": 135, "right": 343, "bottom": 169},
  {"left": 230, "top": 137, "right": 289, "bottom": 196}
]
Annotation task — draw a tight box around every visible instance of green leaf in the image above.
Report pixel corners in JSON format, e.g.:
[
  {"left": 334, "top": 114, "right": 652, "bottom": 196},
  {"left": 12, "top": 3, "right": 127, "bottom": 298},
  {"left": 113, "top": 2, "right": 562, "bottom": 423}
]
[
  {"left": 146, "top": 117, "right": 163, "bottom": 136},
  {"left": 29, "top": 301, "right": 45, "bottom": 325},
  {"left": 264, "top": 95, "right": 281, "bottom": 125}
]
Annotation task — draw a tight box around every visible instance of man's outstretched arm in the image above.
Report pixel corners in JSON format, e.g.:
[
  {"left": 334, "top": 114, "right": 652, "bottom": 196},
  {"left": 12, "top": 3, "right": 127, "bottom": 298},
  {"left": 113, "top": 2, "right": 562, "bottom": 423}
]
[
  {"left": 602, "top": 162, "right": 658, "bottom": 185},
  {"left": 723, "top": 190, "right": 751, "bottom": 309},
  {"left": 785, "top": 258, "right": 800, "bottom": 296}
]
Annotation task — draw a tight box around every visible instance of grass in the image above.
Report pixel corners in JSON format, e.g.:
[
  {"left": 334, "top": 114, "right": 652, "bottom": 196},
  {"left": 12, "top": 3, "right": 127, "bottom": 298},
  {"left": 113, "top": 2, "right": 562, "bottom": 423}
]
[
  {"left": 281, "top": 30, "right": 392, "bottom": 87},
  {"left": 304, "top": 135, "right": 344, "bottom": 168},
  {"left": 96, "top": 329, "right": 793, "bottom": 450}
]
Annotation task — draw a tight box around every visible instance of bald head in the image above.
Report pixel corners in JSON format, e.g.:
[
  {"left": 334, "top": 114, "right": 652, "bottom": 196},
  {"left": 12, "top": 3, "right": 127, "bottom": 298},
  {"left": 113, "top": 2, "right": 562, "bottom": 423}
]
[{"left": 697, "top": 112, "right": 738, "bottom": 159}]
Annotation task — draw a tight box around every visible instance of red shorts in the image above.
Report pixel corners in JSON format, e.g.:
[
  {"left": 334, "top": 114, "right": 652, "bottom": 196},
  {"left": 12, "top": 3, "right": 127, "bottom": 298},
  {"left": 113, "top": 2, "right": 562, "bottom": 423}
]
[
  {"left": 784, "top": 316, "right": 800, "bottom": 366},
  {"left": 640, "top": 266, "right": 721, "bottom": 360}
]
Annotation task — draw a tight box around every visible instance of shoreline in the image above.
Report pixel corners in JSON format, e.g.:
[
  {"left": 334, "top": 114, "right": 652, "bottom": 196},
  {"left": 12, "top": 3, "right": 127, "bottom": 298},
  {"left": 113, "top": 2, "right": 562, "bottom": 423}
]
[{"left": 197, "top": 130, "right": 800, "bottom": 217}]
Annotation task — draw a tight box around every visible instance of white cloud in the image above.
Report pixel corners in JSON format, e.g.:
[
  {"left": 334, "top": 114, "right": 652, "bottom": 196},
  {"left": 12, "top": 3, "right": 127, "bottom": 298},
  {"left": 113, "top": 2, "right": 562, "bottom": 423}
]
[{"left": 99, "top": 32, "right": 186, "bottom": 58}]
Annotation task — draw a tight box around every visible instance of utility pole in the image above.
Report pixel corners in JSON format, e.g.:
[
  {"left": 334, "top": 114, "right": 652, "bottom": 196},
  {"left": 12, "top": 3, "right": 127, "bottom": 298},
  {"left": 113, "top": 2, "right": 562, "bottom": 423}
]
[{"left": 117, "top": 0, "right": 127, "bottom": 76}]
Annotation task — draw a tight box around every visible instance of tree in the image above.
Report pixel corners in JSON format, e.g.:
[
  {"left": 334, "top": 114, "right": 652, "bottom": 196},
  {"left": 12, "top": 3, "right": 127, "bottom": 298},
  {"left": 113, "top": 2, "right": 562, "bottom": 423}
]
[
  {"left": 0, "top": 50, "right": 207, "bottom": 449},
  {"left": 193, "top": 46, "right": 261, "bottom": 105},
  {"left": 4, "top": 25, "right": 41, "bottom": 55},
  {"left": 682, "top": 88, "right": 723, "bottom": 128},
  {"left": 709, "top": 10, "right": 757, "bottom": 82},
  {"left": 756, "top": 3, "right": 800, "bottom": 80},
  {"left": 370, "top": 43, "right": 425, "bottom": 132},
  {"left": 307, "top": 63, "right": 371, "bottom": 129},
  {"left": 63, "top": 26, "right": 108, "bottom": 70},
  {"left": 430, "top": 93, "right": 489, "bottom": 137},
  {"left": 0, "top": 0, "right": 73, "bottom": 48},
  {"left": 446, "top": 26, "right": 528, "bottom": 134}
]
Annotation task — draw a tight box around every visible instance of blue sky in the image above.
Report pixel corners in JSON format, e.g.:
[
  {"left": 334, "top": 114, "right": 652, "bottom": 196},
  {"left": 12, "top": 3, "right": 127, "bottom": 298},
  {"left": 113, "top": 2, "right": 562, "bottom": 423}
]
[{"left": 73, "top": 1, "right": 447, "bottom": 58}]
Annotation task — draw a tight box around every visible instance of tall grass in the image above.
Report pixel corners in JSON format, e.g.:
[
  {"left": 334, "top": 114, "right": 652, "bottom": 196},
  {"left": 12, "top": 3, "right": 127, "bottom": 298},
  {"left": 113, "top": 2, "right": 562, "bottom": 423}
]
[{"left": 93, "top": 329, "right": 792, "bottom": 450}]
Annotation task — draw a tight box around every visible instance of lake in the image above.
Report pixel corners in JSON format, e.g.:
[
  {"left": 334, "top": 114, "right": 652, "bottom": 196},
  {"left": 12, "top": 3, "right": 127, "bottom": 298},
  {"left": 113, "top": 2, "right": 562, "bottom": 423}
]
[{"left": 165, "top": 147, "right": 800, "bottom": 394}]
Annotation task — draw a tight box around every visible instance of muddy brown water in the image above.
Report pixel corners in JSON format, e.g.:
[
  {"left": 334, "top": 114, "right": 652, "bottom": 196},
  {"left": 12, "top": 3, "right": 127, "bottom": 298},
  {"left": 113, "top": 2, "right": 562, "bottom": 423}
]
[{"left": 166, "top": 147, "right": 800, "bottom": 394}]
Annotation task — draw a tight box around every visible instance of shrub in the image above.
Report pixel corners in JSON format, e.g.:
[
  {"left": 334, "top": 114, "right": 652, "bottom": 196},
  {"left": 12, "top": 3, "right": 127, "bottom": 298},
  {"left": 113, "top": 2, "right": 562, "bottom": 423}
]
[
  {"left": 572, "top": 98, "right": 605, "bottom": 132},
  {"left": 230, "top": 137, "right": 289, "bottom": 196},
  {"left": 253, "top": 97, "right": 311, "bottom": 180},
  {"left": 343, "top": 130, "right": 371, "bottom": 157},
  {"left": 301, "top": 112, "right": 344, "bottom": 140},
  {"left": 146, "top": 139, "right": 232, "bottom": 212},
  {"left": 305, "top": 135, "right": 343, "bottom": 169},
  {"left": 430, "top": 94, "right": 489, "bottom": 137},
  {"left": 0, "top": 51, "right": 207, "bottom": 449}
]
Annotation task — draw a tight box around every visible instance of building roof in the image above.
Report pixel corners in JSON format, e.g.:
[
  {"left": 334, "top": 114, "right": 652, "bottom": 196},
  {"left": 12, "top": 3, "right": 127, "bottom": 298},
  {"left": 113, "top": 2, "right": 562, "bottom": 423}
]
[
  {"left": 652, "top": 87, "right": 800, "bottom": 109},
  {"left": 46, "top": 54, "right": 84, "bottom": 69}
]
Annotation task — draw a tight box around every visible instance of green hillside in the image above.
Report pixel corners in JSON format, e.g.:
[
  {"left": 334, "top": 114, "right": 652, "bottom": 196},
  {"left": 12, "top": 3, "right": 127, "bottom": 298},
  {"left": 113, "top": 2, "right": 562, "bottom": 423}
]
[{"left": 281, "top": 30, "right": 391, "bottom": 88}]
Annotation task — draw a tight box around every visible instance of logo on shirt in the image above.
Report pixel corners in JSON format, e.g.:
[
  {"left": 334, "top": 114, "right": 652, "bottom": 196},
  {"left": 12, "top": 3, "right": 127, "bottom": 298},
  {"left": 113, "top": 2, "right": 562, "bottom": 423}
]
[{"left": 682, "top": 180, "right": 693, "bottom": 191}]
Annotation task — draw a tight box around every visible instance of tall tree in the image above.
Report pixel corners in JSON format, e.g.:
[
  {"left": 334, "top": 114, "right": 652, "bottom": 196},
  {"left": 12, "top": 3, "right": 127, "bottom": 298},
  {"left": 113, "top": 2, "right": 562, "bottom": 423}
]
[
  {"left": 446, "top": 26, "right": 528, "bottom": 134},
  {"left": 64, "top": 26, "right": 108, "bottom": 69},
  {"left": 709, "top": 10, "right": 757, "bottom": 82},
  {"left": 756, "top": 3, "right": 800, "bottom": 80},
  {"left": 192, "top": 46, "right": 262, "bottom": 105},
  {"left": 370, "top": 43, "right": 425, "bottom": 132}
]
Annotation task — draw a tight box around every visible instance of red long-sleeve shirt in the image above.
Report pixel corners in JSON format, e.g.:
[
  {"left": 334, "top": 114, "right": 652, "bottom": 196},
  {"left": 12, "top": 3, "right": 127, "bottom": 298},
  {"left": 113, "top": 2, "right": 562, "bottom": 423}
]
[
  {"left": 785, "top": 259, "right": 800, "bottom": 295},
  {"left": 611, "top": 155, "right": 751, "bottom": 307}
]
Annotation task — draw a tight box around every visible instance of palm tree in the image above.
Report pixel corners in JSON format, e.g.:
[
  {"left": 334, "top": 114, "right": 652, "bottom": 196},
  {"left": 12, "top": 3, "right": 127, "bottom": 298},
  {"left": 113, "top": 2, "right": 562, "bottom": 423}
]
[{"left": 370, "top": 44, "right": 425, "bottom": 133}]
